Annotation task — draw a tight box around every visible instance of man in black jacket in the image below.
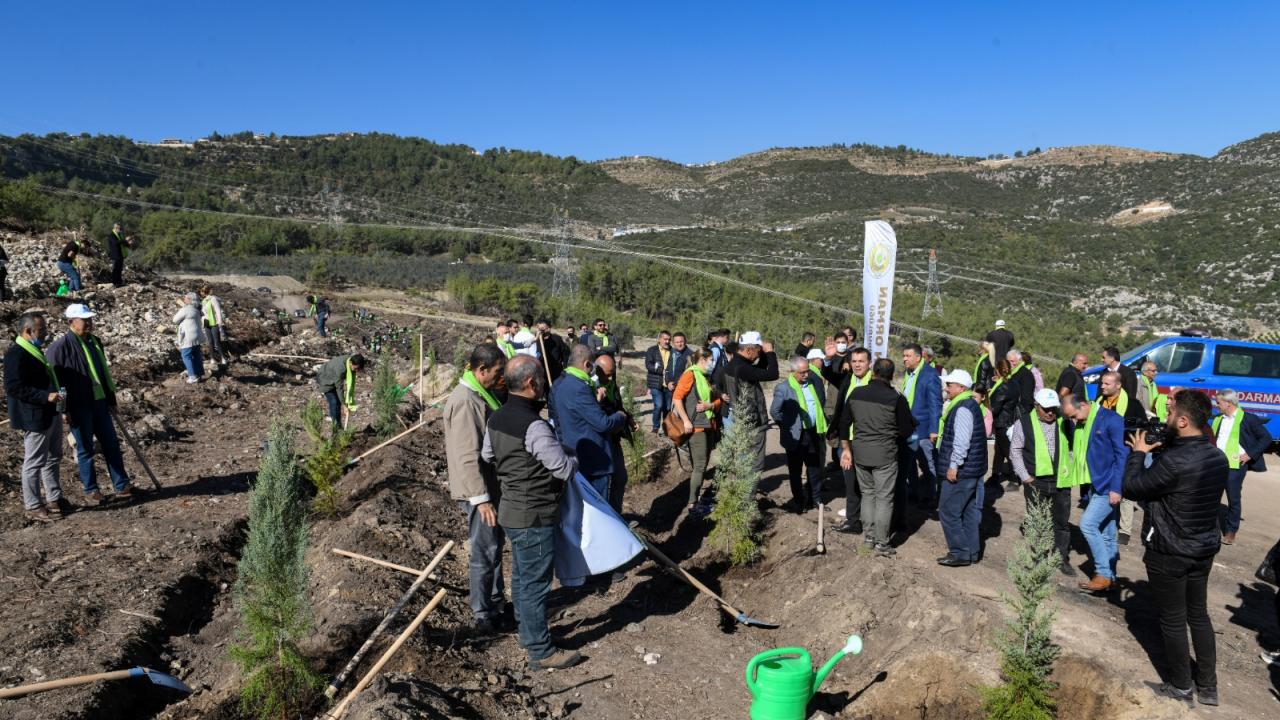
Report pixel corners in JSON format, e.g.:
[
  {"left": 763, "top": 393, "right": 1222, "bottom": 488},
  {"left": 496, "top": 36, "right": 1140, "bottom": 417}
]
[
  {"left": 838, "top": 358, "right": 914, "bottom": 557},
  {"left": 482, "top": 355, "right": 581, "bottom": 671},
  {"left": 534, "top": 319, "right": 569, "bottom": 383},
  {"left": 1209, "top": 389, "right": 1270, "bottom": 545},
  {"left": 106, "top": 222, "right": 133, "bottom": 287},
  {"left": 644, "top": 330, "right": 689, "bottom": 434},
  {"left": 4, "top": 312, "right": 67, "bottom": 522},
  {"left": 724, "top": 332, "right": 778, "bottom": 486},
  {"left": 1098, "top": 346, "right": 1138, "bottom": 399},
  {"left": 1123, "top": 390, "right": 1227, "bottom": 707}
]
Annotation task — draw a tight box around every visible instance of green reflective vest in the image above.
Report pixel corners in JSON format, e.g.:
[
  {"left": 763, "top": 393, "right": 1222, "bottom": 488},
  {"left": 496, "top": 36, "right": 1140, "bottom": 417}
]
[
  {"left": 788, "top": 375, "right": 828, "bottom": 435},
  {"left": 1212, "top": 413, "right": 1245, "bottom": 470},
  {"left": 1028, "top": 412, "right": 1077, "bottom": 488}
]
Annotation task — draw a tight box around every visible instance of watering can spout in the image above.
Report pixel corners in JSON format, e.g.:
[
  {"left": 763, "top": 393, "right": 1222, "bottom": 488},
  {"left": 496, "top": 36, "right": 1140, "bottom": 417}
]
[{"left": 812, "top": 634, "right": 863, "bottom": 695}]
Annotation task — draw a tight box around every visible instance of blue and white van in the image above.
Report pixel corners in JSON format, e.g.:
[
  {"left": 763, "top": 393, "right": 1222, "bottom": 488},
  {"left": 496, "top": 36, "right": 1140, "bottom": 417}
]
[{"left": 1084, "top": 333, "right": 1280, "bottom": 444}]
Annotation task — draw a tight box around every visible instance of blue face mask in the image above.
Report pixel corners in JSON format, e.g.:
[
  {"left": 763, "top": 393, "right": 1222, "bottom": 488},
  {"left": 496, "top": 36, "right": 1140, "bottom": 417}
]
[{"left": 29, "top": 336, "right": 43, "bottom": 347}]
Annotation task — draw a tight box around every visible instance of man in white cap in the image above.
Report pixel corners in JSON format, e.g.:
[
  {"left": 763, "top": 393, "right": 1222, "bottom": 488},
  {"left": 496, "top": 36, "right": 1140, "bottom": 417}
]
[
  {"left": 723, "top": 331, "right": 778, "bottom": 485},
  {"left": 1010, "top": 388, "right": 1078, "bottom": 575},
  {"left": 986, "top": 320, "right": 1015, "bottom": 364},
  {"left": 46, "top": 304, "right": 138, "bottom": 504},
  {"left": 935, "top": 369, "right": 987, "bottom": 567}
]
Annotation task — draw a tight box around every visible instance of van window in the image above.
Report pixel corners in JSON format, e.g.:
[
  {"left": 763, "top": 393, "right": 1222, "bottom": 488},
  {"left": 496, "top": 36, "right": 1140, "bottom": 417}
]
[
  {"left": 1214, "top": 345, "right": 1280, "bottom": 379},
  {"left": 1146, "top": 342, "right": 1205, "bottom": 374}
]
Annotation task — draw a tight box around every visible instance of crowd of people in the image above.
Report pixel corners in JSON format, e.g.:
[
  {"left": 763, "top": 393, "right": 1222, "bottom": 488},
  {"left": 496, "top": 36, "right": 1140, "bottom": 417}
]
[{"left": 442, "top": 315, "right": 1279, "bottom": 706}]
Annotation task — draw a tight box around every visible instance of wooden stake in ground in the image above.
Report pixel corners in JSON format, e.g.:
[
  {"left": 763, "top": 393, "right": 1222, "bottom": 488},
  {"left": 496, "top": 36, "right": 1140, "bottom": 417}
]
[
  {"left": 108, "top": 408, "right": 162, "bottom": 490},
  {"left": 816, "top": 502, "right": 826, "bottom": 555},
  {"left": 331, "top": 548, "right": 438, "bottom": 579},
  {"left": 324, "top": 541, "right": 454, "bottom": 699},
  {"left": 417, "top": 332, "right": 424, "bottom": 422},
  {"left": 244, "top": 352, "right": 327, "bottom": 362},
  {"left": 325, "top": 588, "right": 448, "bottom": 720},
  {"left": 536, "top": 333, "right": 553, "bottom": 387},
  {"left": 345, "top": 421, "right": 428, "bottom": 467}
]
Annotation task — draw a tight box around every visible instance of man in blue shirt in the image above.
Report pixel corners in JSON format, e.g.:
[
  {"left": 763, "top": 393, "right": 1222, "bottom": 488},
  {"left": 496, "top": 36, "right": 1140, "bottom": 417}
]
[
  {"left": 899, "top": 343, "right": 942, "bottom": 511},
  {"left": 1061, "top": 392, "right": 1128, "bottom": 593}
]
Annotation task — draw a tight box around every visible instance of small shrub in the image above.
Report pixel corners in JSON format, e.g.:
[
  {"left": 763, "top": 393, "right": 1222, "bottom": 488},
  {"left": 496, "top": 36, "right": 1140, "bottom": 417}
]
[
  {"left": 707, "top": 395, "right": 763, "bottom": 565},
  {"left": 230, "top": 420, "right": 322, "bottom": 719},
  {"left": 299, "top": 399, "right": 352, "bottom": 517},
  {"left": 621, "top": 389, "right": 650, "bottom": 482},
  {"left": 981, "top": 497, "right": 1060, "bottom": 720},
  {"left": 371, "top": 353, "right": 402, "bottom": 438}
]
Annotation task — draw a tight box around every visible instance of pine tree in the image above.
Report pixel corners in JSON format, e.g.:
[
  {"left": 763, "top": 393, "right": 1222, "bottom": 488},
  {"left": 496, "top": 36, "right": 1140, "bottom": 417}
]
[
  {"left": 300, "top": 399, "right": 351, "bottom": 517},
  {"left": 231, "top": 420, "right": 322, "bottom": 719},
  {"left": 621, "top": 388, "right": 651, "bottom": 483},
  {"left": 708, "top": 394, "right": 763, "bottom": 565},
  {"left": 982, "top": 497, "right": 1060, "bottom": 720},
  {"left": 371, "top": 353, "right": 402, "bottom": 438}
]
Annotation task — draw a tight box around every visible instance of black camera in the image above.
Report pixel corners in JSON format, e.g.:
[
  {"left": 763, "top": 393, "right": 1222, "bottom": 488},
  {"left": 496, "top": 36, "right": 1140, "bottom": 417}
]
[{"left": 1125, "top": 417, "right": 1168, "bottom": 447}]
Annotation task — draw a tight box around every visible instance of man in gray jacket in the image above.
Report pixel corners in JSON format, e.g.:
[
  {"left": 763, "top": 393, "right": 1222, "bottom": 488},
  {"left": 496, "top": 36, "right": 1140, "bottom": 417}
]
[
  {"left": 483, "top": 355, "right": 581, "bottom": 671},
  {"left": 315, "top": 354, "right": 366, "bottom": 430},
  {"left": 444, "top": 343, "right": 509, "bottom": 632}
]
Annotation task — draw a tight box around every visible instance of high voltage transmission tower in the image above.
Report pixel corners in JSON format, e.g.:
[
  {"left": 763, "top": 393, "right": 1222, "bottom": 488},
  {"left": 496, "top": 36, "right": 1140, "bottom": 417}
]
[
  {"left": 922, "top": 248, "right": 943, "bottom": 318},
  {"left": 550, "top": 210, "right": 578, "bottom": 298}
]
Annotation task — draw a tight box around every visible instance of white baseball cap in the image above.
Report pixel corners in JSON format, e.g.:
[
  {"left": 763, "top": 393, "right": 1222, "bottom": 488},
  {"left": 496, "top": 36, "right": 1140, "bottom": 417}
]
[
  {"left": 1034, "top": 388, "right": 1061, "bottom": 409},
  {"left": 738, "top": 331, "right": 762, "bottom": 347},
  {"left": 65, "top": 304, "right": 96, "bottom": 320},
  {"left": 994, "top": 319, "right": 1006, "bottom": 328},
  {"left": 806, "top": 348, "right": 825, "bottom": 361},
  {"left": 939, "top": 369, "right": 973, "bottom": 388}
]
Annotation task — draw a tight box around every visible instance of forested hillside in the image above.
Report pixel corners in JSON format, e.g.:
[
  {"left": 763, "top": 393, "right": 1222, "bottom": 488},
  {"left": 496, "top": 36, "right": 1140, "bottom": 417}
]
[{"left": 2, "top": 130, "right": 1277, "bottom": 369}]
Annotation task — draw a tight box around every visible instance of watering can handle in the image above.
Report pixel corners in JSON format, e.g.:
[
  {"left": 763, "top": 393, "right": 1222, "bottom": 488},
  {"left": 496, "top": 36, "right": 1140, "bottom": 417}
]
[{"left": 744, "top": 648, "right": 807, "bottom": 696}]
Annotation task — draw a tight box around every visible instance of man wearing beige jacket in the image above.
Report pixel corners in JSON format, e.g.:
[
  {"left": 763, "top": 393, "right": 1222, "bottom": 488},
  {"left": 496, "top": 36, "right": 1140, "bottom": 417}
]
[{"left": 444, "top": 343, "right": 510, "bottom": 633}]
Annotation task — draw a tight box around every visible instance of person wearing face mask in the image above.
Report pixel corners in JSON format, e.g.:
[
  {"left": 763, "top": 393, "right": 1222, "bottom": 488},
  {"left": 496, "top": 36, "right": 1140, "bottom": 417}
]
[
  {"left": 445, "top": 343, "right": 510, "bottom": 634},
  {"left": 673, "top": 348, "right": 722, "bottom": 516},
  {"left": 4, "top": 311, "right": 69, "bottom": 522},
  {"left": 549, "top": 344, "right": 628, "bottom": 501}
]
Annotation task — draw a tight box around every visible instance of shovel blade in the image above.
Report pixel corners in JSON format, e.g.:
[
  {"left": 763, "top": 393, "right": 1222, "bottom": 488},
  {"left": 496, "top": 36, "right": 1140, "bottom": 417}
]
[
  {"left": 735, "top": 612, "right": 781, "bottom": 629},
  {"left": 130, "top": 667, "right": 193, "bottom": 694}
]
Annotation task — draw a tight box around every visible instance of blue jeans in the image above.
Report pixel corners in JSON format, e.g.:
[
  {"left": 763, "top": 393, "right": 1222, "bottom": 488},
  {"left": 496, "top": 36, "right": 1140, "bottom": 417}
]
[
  {"left": 460, "top": 501, "right": 506, "bottom": 622},
  {"left": 505, "top": 525, "right": 556, "bottom": 661},
  {"left": 901, "top": 435, "right": 939, "bottom": 502},
  {"left": 180, "top": 346, "right": 204, "bottom": 379},
  {"left": 314, "top": 313, "right": 328, "bottom": 337},
  {"left": 1222, "top": 467, "right": 1247, "bottom": 534},
  {"left": 69, "top": 399, "right": 130, "bottom": 494},
  {"left": 57, "top": 261, "right": 82, "bottom": 291},
  {"left": 323, "top": 390, "right": 341, "bottom": 430},
  {"left": 1081, "top": 493, "right": 1119, "bottom": 579},
  {"left": 939, "top": 473, "right": 981, "bottom": 561},
  {"left": 650, "top": 386, "right": 672, "bottom": 430}
]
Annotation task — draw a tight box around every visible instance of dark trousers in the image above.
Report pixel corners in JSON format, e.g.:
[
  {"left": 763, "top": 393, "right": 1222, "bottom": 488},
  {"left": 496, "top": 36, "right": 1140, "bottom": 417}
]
[
  {"left": 900, "top": 436, "right": 938, "bottom": 503},
  {"left": 784, "top": 431, "right": 823, "bottom": 506},
  {"left": 110, "top": 258, "right": 124, "bottom": 286},
  {"left": 1221, "top": 467, "right": 1247, "bottom": 534},
  {"left": 940, "top": 474, "right": 981, "bottom": 562},
  {"left": 1022, "top": 477, "right": 1071, "bottom": 563},
  {"left": 842, "top": 465, "right": 861, "bottom": 523},
  {"left": 206, "top": 322, "right": 228, "bottom": 364},
  {"left": 506, "top": 525, "right": 556, "bottom": 661},
  {"left": 460, "top": 501, "right": 506, "bottom": 621},
  {"left": 991, "top": 427, "right": 1013, "bottom": 481},
  {"left": 68, "top": 399, "right": 130, "bottom": 494},
  {"left": 608, "top": 440, "right": 628, "bottom": 513},
  {"left": 1144, "top": 549, "right": 1216, "bottom": 691},
  {"left": 650, "top": 386, "right": 672, "bottom": 431},
  {"left": 0, "top": 268, "right": 7, "bottom": 300}
]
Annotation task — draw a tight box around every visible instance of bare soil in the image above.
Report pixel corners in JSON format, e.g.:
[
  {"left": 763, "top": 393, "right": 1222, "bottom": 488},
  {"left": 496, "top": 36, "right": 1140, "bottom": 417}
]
[{"left": 1, "top": 274, "right": 1276, "bottom": 719}]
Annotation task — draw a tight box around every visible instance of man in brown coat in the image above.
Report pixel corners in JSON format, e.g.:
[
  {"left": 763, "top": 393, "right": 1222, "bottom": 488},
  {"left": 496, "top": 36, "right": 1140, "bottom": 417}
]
[{"left": 444, "top": 343, "right": 509, "bottom": 633}]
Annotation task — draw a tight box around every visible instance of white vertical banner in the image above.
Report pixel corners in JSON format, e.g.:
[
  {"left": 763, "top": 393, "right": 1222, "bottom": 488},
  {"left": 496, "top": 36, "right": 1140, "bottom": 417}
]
[{"left": 862, "top": 220, "right": 897, "bottom": 360}]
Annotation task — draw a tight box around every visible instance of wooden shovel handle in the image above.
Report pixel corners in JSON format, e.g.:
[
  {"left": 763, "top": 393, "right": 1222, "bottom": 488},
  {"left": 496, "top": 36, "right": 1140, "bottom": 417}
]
[{"left": 0, "top": 669, "right": 133, "bottom": 699}]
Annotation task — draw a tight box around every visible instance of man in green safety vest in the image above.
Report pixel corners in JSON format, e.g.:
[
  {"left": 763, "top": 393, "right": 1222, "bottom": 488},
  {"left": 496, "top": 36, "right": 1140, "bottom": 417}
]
[
  {"left": 1137, "top": 361, "right": 1168, "bottom": 422},
  {"left": 46, "top": 304, "right": 140, "bottom": 505},
  {"left": 4, "top": 311, "right": 68, "bottom": 522},
  {"left": 1210, "top": 389, "right": 1271, "bottom": 545},
  {"left": 585, "top": 318, "right": 617, "bottom": 359},
  {"left": 198, "top": 285, "right": 229, "bottom": 366},
  {"left": 833, "top": 347, "right": 872, "bottom": 534},
  {"left": 315, "top": 353, "right": 366, "bottom": 431},
  {"left": 770, "top": 356, "right": 828, "bottom": 512},
  {"left": 1009, "top": 388, "right": 1080, "bottom": 575}
]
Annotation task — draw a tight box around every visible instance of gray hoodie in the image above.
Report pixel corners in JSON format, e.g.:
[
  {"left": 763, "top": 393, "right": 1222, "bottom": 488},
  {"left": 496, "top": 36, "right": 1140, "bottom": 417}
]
[{"left": 173, "top": 303, "right": 205, "bottom": 349}]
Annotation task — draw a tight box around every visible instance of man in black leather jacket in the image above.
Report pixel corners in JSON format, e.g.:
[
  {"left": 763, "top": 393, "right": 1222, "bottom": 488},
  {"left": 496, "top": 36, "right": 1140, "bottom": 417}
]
[{"left": 1122, "top": 390, "right": 1228, "bottom": 707}]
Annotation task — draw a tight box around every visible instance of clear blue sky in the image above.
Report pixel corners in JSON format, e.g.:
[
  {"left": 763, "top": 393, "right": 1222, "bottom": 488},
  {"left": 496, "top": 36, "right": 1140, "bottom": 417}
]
[{"left": 4, "top": 1, "right": 1277, "bottom": 163}]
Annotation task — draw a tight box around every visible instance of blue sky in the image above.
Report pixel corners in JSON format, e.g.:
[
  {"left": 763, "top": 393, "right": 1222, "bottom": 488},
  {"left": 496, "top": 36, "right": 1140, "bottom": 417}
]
[{"left": 4, "top": 1, "right": 1277, "bottom": 163}]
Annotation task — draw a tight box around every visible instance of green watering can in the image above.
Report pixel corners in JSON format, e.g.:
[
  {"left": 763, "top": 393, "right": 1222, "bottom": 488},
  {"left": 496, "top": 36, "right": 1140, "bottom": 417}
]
[{"left": 745, "top": 634, "right": 863, "bottom": 720}]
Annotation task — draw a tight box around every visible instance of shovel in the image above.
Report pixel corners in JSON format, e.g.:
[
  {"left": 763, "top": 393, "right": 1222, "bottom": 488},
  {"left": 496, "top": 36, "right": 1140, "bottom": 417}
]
[
  {"left": 816, "top": 501, "right": 826, "bottom": 555},
  {"left": 632, "top": 530, "right": 778, "bottom": 629},
  {"left": 0, "top": 666, "right": 192, "bottom": 699}
]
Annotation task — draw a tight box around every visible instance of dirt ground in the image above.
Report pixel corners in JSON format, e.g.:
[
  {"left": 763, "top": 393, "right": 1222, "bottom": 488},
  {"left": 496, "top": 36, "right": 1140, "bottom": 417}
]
[{"left": 1, "top": 271, "right": 1277, "bottom": 719}]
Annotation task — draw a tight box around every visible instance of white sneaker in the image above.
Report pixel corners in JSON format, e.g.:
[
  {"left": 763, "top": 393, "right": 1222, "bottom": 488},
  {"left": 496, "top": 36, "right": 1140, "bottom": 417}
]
[
  {"left": 838, "top": 508, "right": 847, "bottom": 518},
  {"left": 1263, "top": 649, "right": 1280, "bottom": 666},
  {"left": 186, "top": 376, "right": 199, "bottom": 384}
]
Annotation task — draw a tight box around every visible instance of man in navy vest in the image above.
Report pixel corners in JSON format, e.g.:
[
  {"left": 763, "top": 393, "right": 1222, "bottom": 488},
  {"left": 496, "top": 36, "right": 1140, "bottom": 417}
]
[{"left": 936, "top": 369, "right": 988, "bottom": 567}]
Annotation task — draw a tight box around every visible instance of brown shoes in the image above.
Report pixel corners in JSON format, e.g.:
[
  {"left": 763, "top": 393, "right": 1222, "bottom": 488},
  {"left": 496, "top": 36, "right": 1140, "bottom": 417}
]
[
  {"left": 1222, "top": 532, "right": 1236, "bottom": 545},
  {"left": 84, "top": 490, "right": 107, "bottom": 505},
  {"left": 26, "top": 507, "right": 56, "bottom": 523},
  {"left": 1078, "top": 575, "right": 1112, "bottom": 594}
]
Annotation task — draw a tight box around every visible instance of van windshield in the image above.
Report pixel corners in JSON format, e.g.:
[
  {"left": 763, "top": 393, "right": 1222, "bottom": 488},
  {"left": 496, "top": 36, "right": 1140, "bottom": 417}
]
[{"left": 1145, "top": 342, "right": 1205, "bottom": 374}]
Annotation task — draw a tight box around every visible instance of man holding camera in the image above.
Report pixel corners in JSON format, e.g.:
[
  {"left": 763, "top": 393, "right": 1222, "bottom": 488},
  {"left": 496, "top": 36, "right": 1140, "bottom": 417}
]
[{"left": 1122, "top": 390, "right": 1228, "bottom": 707}]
